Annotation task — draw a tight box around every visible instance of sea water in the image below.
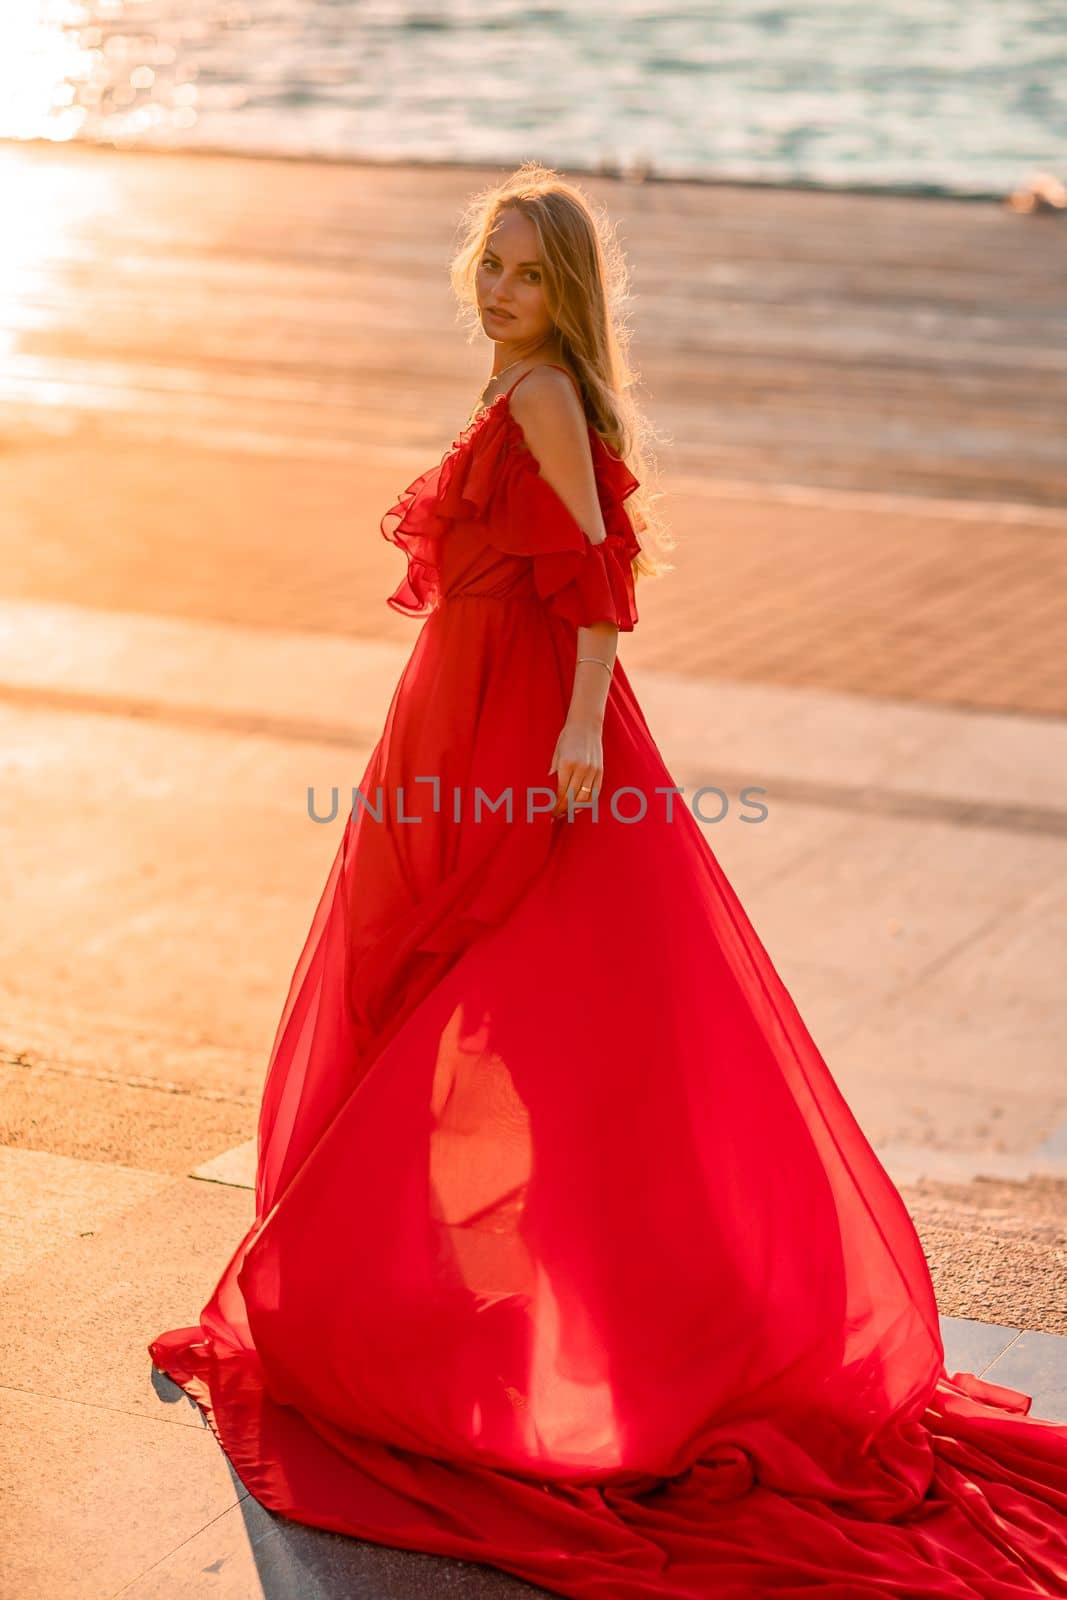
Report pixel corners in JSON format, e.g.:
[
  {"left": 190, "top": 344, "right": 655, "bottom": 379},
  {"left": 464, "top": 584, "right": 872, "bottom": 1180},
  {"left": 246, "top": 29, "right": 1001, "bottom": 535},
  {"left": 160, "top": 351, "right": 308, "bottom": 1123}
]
[{"left": 2, "top": 0, "right": 1065, "bottom": 197}]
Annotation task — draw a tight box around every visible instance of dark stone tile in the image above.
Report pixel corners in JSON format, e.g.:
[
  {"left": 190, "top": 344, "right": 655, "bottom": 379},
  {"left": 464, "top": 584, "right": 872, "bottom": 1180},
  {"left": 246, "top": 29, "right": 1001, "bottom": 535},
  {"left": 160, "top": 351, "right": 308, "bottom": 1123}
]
[
  {"left": 981, "top": 1329, "right": 1067, "bottom": 1424},
  {"left": 939, "top": 1313, "right": 1020, "bottom": 1377},
  {"left": 124, "top": 1492, "right": 552, "bottom": 1598},
  {"left": 249, "top": 1518, "right": 552, "bottom": 1599}
]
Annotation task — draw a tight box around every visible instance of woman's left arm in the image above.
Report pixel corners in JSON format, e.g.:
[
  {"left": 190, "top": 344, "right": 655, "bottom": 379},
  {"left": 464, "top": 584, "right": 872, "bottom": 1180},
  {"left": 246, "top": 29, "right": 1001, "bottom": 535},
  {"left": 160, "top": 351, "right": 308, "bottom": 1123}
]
[
  {"left": 548, "top": 622, "right": 618, "bottom": 817},
  {"left": 508, "top": 370, "right": 620, "bottom": 818}
]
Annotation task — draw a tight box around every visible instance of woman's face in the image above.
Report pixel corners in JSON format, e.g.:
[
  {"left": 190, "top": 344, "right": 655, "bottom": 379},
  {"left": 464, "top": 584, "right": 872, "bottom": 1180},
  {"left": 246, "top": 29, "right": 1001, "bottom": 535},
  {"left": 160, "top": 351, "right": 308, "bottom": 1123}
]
[{"left": 475, "top": 207, "right": 555, "bottom": 348}]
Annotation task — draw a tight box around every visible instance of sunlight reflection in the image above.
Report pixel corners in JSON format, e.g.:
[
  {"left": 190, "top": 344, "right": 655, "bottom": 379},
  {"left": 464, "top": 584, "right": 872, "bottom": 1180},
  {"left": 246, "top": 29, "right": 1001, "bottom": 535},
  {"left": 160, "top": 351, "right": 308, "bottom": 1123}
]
[
  {"left": 528, "top": 1260, "right": 621, "bottom": 1466},
  {"left": 429, "top": 1007, "right": 532, "bottom": 1244},
  {"left": 428, "top": 1006, "right": 622, "bottom": 1465},
  {"left": 0, "top": 3, "right": 92, "bottom": 143},
  {"left": 0, "top": 2, "right": 197, "bottom": 147},
  {"left": 0, "top": 145, "right": 117, "bottom": 362}
]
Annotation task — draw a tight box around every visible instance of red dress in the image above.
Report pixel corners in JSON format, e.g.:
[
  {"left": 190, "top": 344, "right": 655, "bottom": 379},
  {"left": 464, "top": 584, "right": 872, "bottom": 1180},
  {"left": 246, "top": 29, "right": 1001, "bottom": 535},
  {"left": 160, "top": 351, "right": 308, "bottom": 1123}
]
[{"left": 149, "top": 364, "right": 1067, "bottom": 1598}]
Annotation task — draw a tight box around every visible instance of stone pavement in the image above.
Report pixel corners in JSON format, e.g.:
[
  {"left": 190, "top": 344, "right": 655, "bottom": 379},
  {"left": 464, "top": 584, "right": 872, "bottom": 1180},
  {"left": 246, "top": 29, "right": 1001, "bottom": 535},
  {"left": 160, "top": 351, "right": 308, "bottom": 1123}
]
[
  {"left": 3, "top": 140, "right": 1066, "bottom": 508},
  {"left": 1, "top": 595, "right": 1065, "bottom": 1597},
  {"left": 3, "top": 136, "right": 1067, "bottom": 729},
  {"left": 6, "top": 434, "right": 1067, "bottom": 719}
]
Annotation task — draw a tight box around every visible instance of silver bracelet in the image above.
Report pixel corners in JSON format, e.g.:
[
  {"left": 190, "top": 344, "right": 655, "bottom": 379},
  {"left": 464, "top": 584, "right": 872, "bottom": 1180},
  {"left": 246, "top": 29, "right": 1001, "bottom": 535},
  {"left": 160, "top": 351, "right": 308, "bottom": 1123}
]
[{"left": 576, "top": 655, "right": 613, "bottom": 677}]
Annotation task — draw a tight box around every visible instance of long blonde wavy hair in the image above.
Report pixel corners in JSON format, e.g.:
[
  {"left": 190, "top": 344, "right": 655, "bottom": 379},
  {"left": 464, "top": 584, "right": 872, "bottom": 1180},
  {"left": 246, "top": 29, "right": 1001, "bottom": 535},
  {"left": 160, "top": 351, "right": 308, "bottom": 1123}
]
[{"left": 448, "top": 161, "right": 674, "bottom": 583}]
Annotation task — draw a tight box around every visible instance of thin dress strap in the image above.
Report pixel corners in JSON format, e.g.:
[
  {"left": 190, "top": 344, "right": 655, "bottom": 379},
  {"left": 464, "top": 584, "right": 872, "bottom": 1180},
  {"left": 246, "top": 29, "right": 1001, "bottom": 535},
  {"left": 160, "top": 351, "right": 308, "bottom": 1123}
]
[{"left": 506, "top": 362, "right": 584, "bottom": 407}]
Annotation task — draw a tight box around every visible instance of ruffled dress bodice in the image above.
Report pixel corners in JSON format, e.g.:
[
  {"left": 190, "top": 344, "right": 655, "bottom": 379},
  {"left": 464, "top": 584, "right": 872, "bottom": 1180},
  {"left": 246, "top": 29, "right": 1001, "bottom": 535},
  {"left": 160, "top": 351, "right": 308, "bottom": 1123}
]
[{"left": 380, "top": 384, "right": 642, "bottom": 631}]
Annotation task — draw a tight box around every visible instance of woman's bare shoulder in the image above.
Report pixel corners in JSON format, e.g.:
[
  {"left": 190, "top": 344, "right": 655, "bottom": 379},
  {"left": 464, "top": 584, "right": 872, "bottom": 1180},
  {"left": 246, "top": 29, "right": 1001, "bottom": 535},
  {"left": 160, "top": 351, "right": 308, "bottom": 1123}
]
[
  {"left": 508, "top": 363, "right": 587, "bottom": 437},
  {"left": 507, "top": 366, "right": 606, "bottom": 543}
]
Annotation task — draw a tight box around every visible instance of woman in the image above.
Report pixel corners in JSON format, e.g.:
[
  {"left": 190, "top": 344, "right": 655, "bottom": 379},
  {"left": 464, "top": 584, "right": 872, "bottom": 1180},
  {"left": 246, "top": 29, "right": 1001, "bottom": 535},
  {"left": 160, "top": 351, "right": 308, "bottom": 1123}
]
[{"left": 150, "top": 163, "right": 1067, "bottom": 1598}]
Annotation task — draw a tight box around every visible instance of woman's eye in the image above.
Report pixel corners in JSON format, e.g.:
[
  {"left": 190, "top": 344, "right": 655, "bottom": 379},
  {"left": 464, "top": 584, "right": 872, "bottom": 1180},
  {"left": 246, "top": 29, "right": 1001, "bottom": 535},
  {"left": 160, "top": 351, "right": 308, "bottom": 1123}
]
[{"left": 480, "top": 259, "right": 539, "bottom": 283}]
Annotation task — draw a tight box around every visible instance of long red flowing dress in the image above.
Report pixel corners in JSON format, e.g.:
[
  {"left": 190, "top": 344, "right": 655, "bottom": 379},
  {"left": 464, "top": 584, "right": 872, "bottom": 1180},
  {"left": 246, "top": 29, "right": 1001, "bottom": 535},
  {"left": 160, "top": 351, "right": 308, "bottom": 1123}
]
[{"left": 149, "top": 363, "right": 1067, "bottom": 1598}]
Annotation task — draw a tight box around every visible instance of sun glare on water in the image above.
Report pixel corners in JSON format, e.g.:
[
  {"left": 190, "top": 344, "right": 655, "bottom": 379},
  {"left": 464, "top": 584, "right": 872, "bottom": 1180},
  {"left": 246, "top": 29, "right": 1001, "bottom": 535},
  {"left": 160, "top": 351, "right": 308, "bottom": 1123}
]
[
  {"left": 0, "top": 3, "right": 94, "bottom": 143},
  {"left": 0, "top": 1, "right": 198, "bottom": 147}
]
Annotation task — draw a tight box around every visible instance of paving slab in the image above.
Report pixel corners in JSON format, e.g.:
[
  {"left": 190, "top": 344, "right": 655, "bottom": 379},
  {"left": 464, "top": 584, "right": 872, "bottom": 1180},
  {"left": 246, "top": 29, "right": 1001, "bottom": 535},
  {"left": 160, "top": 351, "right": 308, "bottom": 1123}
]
[
  {"left": 119, "top": 1491, "right": 549, "bottom": 1600},
  {"left": 0, "top": 699, "right": 355, "bottom": 1064},
  {"left": 0, "top": 1385, "right": 248, "bottom": 1600},
  {"left": 0, "top": 1143, "right": 167, "bottom": 1282},
  {"left": 938, "top": 1317, "right": 1022, "bottom": 1378},
  {"left": 982, "top": 1331, "right": 1067, "bottom": 1420},
  {"left": 0, "top": 1179, "right": 253, "bottom": 1429},
  {"left": 4, "top": 596, "right": 1067, "bottom": 820}
]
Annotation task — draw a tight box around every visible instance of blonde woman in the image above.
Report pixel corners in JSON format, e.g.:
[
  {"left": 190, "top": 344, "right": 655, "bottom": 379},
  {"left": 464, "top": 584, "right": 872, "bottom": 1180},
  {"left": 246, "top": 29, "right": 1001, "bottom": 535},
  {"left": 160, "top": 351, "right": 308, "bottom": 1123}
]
[{"left": 151, "top": 164, "right": 1067, "bottom": 1598}]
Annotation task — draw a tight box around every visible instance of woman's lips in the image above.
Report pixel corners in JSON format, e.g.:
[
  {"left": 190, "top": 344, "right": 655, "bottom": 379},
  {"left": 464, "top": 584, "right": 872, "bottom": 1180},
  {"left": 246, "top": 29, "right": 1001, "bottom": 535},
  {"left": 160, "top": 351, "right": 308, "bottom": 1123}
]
[{"left": 487, "top": 307, "right": 514, "bottom": 320}]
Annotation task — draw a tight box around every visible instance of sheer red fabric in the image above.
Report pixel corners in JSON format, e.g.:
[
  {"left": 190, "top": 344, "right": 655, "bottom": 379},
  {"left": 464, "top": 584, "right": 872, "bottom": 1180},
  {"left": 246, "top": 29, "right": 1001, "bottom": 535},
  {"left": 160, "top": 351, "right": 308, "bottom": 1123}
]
[{"left": 150, "top": 365, "right": 1067, "bottom": 1598}]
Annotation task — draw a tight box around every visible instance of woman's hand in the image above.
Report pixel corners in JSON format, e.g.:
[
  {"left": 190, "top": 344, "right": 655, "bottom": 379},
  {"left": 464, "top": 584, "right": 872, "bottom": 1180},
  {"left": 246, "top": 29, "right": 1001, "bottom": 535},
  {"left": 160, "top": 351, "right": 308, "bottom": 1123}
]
[{"left": 548, "top": 719, "right": 603, "bottom": 819}]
